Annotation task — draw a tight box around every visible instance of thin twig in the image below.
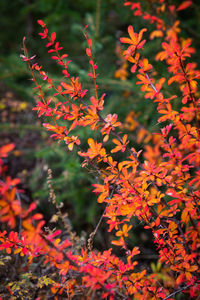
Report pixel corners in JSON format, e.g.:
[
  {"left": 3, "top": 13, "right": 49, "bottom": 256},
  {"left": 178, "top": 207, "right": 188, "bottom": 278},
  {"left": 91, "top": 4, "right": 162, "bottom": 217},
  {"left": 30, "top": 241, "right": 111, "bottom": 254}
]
[{"left": 163, "top": 284, "right": 193, "bottom": 300}]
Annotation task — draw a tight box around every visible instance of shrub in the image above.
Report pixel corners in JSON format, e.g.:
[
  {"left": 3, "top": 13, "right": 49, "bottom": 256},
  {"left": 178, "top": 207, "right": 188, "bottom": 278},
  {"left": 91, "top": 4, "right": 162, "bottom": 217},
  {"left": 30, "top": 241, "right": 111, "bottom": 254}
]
[{"left": 0, "top": 1, "right": 200, "bottom": 299}]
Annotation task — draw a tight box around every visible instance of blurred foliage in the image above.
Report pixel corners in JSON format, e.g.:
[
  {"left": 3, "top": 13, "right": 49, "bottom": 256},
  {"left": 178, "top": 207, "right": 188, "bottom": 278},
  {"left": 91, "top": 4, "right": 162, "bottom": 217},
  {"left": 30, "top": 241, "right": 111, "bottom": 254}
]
[{"left": 0, "top": 0, "right": 200, "bottom": 242}]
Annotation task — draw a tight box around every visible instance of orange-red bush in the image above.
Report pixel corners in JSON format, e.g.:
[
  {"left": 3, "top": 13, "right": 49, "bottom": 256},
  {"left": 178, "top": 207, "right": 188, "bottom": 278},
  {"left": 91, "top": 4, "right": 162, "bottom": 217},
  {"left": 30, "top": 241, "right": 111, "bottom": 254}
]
[{"left": 0, "top": 1, "right": 200, "bottom": 299}]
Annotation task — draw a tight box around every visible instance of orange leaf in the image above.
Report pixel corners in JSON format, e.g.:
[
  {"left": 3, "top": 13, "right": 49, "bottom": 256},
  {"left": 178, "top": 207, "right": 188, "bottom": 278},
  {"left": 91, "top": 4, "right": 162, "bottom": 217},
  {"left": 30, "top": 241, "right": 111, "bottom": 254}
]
[{"left": 0, "top": 144, "right": 15, "bottom": 157}]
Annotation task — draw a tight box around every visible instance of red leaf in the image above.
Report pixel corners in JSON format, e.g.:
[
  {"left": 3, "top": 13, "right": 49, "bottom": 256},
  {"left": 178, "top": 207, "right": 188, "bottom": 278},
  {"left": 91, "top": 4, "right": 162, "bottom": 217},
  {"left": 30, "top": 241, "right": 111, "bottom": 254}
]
[
  {"left": 86, "top": 48, "right": 91, "bottom": 57},
  {"left": 88, "top": 38, "right": 92, "bottom": 47},
  {"left": 37, "top": 20, "right": 45, "bottom": 26},
  {"left": 177, "top": 1, "right": 192, "bottom": 11},
  {"left": 51, "top": 32, "right": 56, "bottom": 43},
  {"left": 51, "top": 56, "right": 59, "bottom": 60},
  {"left": 88, "top": 73, "right": 94, "bottom": 78}
]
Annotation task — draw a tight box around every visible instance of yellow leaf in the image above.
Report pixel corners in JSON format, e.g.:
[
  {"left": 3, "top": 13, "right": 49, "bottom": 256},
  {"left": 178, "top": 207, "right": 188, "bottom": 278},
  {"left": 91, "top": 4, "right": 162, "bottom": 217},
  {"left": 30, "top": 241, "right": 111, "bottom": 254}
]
[{"left": 14, "top": 248, "right": 22, "bottom": 255}]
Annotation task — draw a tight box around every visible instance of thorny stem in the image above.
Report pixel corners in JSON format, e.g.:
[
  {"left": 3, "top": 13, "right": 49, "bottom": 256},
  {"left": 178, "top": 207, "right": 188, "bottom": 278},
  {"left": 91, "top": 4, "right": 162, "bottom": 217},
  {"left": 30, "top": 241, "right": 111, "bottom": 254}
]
[
  {"left": 87, "top": 204, "right": 108, "bottom": 251},
  {"left": 23, "top": 39, "right": 58, "bottom": 127},
  {"left": 178, "top": 55, "right": 200, "bottom": 134},
  {"left": 163, "top": 284, "right": 193, "bottom": 300}
]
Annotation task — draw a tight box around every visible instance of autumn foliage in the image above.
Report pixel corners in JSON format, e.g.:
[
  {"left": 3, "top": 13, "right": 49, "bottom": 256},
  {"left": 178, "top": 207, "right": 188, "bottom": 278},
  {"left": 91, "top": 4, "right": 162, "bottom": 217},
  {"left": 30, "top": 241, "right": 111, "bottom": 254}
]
[{"left": 0, "top": 0, "right": 200, "bottom": 299}]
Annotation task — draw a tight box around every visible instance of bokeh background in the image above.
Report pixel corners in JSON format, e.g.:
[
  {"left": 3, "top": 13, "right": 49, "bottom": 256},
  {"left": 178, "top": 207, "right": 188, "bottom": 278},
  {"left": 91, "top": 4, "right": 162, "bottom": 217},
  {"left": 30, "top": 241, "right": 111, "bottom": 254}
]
[{"left": 1, "top": 0, "right": 200, "bottom": 252}]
